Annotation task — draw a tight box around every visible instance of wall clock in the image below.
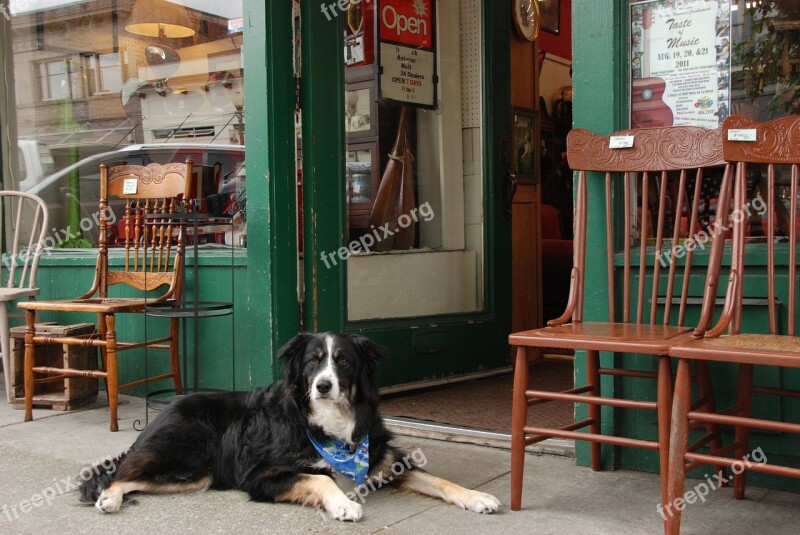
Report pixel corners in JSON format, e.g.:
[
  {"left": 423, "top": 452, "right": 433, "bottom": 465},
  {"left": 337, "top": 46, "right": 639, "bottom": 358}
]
[{"left": 513, "top": 0, "right": 540, "bottom": 42}]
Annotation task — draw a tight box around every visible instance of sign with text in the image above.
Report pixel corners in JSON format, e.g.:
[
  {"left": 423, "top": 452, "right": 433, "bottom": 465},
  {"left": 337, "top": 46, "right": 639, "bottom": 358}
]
[
  {"left": 630, "top": 0, "right": 731, "bottom": 129},
  {"left": 378, "top": 0, "right": 437, "bottom": 108}
]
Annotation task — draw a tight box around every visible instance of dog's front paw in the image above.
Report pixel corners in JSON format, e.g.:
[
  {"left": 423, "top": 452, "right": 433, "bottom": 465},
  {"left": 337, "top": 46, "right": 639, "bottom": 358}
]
[
  {"left": 461, "top": 489, "right": 501, "bottom": 514},
  {"left": 95, "top": 488, "right": 123, "bottom": 514},
  {"left": 325, "top": 494, "right": 363, "bottom": 522}
]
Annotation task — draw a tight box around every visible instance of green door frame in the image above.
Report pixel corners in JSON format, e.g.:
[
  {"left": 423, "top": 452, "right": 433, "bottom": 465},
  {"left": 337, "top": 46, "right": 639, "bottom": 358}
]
[
  {"left": 244, "top": 2, "right": 301, "bottom": 384},
  {"left": 300, "top": 1, "right": 513, "bottom": 386},
  {"left": 571, "top": 0, "right": 628, "bottom": 469}
]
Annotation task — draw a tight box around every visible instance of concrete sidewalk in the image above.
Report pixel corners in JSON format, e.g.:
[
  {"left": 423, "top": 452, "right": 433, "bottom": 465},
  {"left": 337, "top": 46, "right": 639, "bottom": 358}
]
[{"left": 0, "top": 388, "right": 797, "bottom": 535}]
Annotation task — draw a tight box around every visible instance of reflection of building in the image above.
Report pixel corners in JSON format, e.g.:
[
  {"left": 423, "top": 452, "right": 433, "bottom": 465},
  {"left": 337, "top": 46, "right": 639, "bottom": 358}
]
[{"left": 11, "top": 0, "right": 241, "bottom": 162}]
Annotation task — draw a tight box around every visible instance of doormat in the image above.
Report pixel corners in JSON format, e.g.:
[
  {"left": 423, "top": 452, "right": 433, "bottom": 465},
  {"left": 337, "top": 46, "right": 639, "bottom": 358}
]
[{"left": 380, "top": 359, "right": 574, "bottom": 434}]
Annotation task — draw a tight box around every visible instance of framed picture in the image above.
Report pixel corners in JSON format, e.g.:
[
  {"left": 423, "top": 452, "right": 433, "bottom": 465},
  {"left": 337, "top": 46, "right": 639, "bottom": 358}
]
[
  {"left": 513, "top": 108, "right": 537, "bottom": 182},
  {"left": 540, "top": 0, "right": 560, "bottom": 35}
]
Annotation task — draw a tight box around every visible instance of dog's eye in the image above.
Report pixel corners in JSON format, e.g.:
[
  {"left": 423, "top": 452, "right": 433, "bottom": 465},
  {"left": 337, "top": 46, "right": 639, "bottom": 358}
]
[
  {"left": 337, "top": 357, "right": 350, "bottom": 367},
  {"left": 308, "top": 355, "right": 321, "bottom": 364}
]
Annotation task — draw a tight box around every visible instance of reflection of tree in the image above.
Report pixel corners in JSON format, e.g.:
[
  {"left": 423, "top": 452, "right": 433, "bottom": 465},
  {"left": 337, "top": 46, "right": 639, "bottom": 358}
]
[{"left": 733, "top": 1, "right": 800, "bottom": 115}]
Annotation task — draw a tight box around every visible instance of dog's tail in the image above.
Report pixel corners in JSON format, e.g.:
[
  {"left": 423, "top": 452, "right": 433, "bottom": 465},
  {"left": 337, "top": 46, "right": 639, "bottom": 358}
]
[{"left": 78, "top": 452, "right": 128, "bottom": 504}]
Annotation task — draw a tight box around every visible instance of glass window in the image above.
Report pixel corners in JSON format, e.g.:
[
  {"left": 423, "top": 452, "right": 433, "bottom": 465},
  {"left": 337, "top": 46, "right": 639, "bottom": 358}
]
[
  {"left": 340, "top": 0, "right": 485, "bottom": 320},
  {"left": 628, "top": 0, "right": 799, "bottom": 246},
  {"left": 3, "top": 0, "right": 246, "bottom": 248},
  {"left": 629, "top": 0, "right": 800, "bottom": 124}
]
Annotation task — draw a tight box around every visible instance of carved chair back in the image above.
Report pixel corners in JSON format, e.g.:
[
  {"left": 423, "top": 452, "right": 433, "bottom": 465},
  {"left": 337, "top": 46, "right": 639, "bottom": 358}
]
[
  {"left": 95, "top": 160, "right": 193, "bottom": 302},
  {"left": 563, "top": 126, "right": 732, "bottom": 327}
]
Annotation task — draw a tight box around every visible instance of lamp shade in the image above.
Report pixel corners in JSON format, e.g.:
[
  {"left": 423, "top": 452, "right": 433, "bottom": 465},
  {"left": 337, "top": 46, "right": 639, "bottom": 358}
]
[{"left": 125, "top": 0, "right": 195, "bottom": 39}]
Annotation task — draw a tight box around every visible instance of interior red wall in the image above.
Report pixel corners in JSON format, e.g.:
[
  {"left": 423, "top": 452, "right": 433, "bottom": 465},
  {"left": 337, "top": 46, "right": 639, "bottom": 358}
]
[{"left": 538, "top": 0, "right": 572, "bottom": 60}]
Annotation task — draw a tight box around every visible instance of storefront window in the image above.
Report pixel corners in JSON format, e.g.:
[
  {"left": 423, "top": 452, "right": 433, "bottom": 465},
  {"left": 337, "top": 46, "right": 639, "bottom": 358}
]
[
  {"left": 341, "top": 0, "right": 485, "bottom": 320},
  {"left": 628, "top": 0, "right": 799, "bottom": 247},
  {"left": 2, "top": 0, "right": 245, "bottom": 248},
  {"left": 630, "top": 0, "right": 800, "bottom": 126}
]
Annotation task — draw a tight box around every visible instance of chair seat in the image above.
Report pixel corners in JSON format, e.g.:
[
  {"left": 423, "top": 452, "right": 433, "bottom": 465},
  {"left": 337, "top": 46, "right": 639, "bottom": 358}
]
[
  {"left": 509, "top": 322, "right": 694, "bottom": 354},
  {"left": 17, "top": 297, "right": 153, "bottom": 313},
  {"left": 0, "top": 287, "right": 39, "bottom": 302},
  {"left": 670, "top": 333, "right": 800, "bottom": 367}
]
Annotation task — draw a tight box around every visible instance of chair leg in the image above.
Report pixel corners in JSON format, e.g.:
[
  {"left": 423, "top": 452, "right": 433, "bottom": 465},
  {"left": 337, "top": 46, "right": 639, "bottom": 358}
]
[
  {"left": 586, "top": 349, "right": 602, "bottom": 471},
  {"left": 694, "top": 361, "right": 727, "bottom": 484},
  {"left": 169, "top": 317, "right": 183, "bottom": 394},
  {"left": 510, "top": 346, "right": 530, "bottom": 511},
  {"left": 0, "top": 303, "right": 11, "bottom": 403},
  {"left": 23, "top": 310, "right": 36, "bottom": 422},
  {"left": 665, "top": 358, "right": 692, "bottom": 535},
  {"left": 97, "top": 312, "right": 107, "bottom": 373},
  {"left": 657, "top": 355, "right": 672, "bottom": 507},
  {"left": 733, "top": 363, "right": 753, "bottom": 500},
  {"left": 105, "top": 314, "right": 119, "bottom": 433}
]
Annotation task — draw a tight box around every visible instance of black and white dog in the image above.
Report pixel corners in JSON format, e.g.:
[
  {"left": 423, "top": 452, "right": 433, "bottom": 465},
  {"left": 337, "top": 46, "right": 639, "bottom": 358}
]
[{"left": 80, "top": 332, "right": 500, "bottom": 521}]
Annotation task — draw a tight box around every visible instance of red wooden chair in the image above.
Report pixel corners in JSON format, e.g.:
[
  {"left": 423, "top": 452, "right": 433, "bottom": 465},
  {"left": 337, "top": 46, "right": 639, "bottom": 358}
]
[
  {"left": 666, "top": 114, "right": 800, "bottom": 534},
  {"left": 510, "top": 125, "right": 733, "bottom": 511}
]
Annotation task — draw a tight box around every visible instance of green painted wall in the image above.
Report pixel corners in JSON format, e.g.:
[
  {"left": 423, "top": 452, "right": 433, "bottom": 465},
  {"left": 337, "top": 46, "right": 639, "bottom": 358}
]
[{"left": 23, "top": 252, "right": 249, "bottom": 394}]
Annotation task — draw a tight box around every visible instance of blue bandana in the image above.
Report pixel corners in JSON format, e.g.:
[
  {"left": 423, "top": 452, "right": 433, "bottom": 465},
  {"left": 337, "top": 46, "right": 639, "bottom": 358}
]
[{"left": 308, "top": 433, "right": 370, "bottom": 485}]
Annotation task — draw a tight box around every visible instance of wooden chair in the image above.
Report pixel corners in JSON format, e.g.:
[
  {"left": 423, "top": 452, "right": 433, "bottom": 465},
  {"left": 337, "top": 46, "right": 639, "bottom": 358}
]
[
  {"left": 666, "top": 115, "right": 800, "bottom": 534},
  {"left": 510, "top": 125, "right": 733, "bottom": 511},
  {"left": 19, "top": 161, "right": 193, "bottom": 431},
  {"left": 0, "top": 191, "right": 49, "bottom": 402}
]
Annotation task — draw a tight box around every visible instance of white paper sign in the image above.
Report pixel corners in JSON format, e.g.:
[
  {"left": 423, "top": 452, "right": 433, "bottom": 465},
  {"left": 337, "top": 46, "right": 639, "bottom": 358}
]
[
  {"left": 630, "top": 0, "right": 729, "bottom": 129},
  {"left": 123, "top": 179, "right": 138, "bottom": 195},
  {"left": 380, "top": 43, "right": 436, "bottom": 107}
]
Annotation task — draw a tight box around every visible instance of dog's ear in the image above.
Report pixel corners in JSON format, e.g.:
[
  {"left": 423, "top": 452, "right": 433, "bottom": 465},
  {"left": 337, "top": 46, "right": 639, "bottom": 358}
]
[
  {"left": 278, "top": 333, "right": 313, "bottom": 387},
  {"left": 349, "top": 334, "right": 388, "bottom": 440},
  {"left": 349, "top": 334, "right": 389, "bottom": 372}
]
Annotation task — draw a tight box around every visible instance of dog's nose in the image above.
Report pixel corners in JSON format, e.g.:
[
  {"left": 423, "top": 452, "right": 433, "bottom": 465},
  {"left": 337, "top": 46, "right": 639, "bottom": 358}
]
[{"left": 316, "top": 379, "right": 332, "bottom": 395}]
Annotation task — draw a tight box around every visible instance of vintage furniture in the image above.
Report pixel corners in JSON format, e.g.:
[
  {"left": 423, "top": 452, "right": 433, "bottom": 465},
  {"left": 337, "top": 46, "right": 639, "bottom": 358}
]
[
  {"left": 666, "top": 115, "right": 800, "bottom": 534},
  {"left": 0, "top": 191, "right": 49, "bottom": 402},
  {"left": 510, "top": 125, "right": 733, "bottom": 511},
  {"left": 19, "top": 161, "right": 193, "bottom": 431}
]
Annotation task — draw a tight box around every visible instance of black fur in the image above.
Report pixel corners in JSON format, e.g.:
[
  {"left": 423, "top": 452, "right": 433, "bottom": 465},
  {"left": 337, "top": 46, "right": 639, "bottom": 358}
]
[{"left": 79, "top": 332, "right": 403, "bottom": 506}]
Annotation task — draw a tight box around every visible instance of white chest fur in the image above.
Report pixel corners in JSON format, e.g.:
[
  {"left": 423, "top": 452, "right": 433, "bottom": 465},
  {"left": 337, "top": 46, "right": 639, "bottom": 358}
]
[{"left": 309, "top": 399, "right": 356, "bottom": 444}]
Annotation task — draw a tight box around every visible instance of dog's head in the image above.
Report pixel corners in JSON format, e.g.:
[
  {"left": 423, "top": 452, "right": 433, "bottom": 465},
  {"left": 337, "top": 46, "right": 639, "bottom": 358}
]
[{"left": 278, "top": 332, "right": 387, "bottom": 439}]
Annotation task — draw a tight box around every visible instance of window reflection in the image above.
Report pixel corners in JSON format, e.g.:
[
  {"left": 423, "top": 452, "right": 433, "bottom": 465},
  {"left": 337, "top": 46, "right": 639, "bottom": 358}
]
[{"left": 4, "top": 0, "right": 246, "bottom": 246}]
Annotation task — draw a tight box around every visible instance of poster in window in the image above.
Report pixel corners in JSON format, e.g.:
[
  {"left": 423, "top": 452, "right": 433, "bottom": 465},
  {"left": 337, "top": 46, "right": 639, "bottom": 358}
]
[
  {"left": 378, "top": 0, "right": 437, "bottom": 109},
  {"left": 630, "top": 0, "right": 731, "bottom": 129}
]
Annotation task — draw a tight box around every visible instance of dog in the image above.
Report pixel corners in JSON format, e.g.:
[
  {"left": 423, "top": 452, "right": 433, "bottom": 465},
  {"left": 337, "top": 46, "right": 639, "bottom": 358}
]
[{"left": 80, "top": 332, "right": 500, "bottom": 521}]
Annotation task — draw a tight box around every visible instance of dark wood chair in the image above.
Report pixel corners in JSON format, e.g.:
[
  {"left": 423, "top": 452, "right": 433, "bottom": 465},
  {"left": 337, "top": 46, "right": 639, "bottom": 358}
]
[
  {"left": 19, "top": 161, "right": 193, "bottom": 431},
  {"left": 666, "top": 115, "right": 800, "bottom": 534},
  {"left": 510, "top": 125, "right": 733, "bottom": 511}
]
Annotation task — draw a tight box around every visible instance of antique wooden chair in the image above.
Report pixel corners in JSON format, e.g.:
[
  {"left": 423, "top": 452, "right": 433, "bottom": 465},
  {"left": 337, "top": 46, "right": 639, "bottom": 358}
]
[
  {"left": 20, "top": 161, "right": 193, "bottom": 431},
  {"left": 666, "top": 115, "right": 800, "bottom": 534},
  {"left": 510, "top": 125, "right": 733, "bottom": 511},
  {"left": 0, "top": 191, "right": 49, "bottom": 402}
]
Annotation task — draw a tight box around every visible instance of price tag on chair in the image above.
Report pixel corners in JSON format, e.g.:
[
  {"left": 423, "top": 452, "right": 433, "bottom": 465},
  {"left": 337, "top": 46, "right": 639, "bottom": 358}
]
[
  {"left": 727, "top": 129, "right": 757, "bottom": 142},
  {"left": 123, "top": 179, "right": 138, "bottom": 195},
  {"left": 609, "top": 135, "right": 634, "bottom": 149}
]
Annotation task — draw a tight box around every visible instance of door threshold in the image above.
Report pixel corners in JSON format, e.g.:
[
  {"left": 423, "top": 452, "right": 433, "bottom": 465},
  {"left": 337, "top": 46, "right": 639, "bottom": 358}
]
[
  {"left": 384, "top": 416, "right": 575, "bottom": 457},
  {"left": 378, "top": 367, "right": 513, "bottom": 396}
]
